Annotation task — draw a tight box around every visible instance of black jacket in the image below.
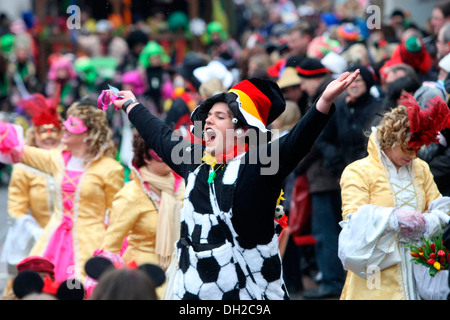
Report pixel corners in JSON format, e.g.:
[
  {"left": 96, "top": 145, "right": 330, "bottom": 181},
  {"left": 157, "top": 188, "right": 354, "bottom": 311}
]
[
  {"left": 317, "top": 92, "right": 382, "bottom": 177},
  {"left": 128, "top": 100, "right": 333, "bottom": 247}
]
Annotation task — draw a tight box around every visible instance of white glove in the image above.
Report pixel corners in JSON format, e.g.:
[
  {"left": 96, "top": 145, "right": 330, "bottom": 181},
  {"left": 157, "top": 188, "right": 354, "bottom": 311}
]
[{"left": 393, "top": 208, "right": 427, "bottom": 238}]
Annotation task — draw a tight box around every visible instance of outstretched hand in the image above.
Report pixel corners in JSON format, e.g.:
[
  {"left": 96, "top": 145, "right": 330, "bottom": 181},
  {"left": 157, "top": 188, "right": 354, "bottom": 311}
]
[
  {"left": 110, "top": 90, "right": 137, "bottom": 111},
  {"left": 316, "top": 69, "right": 360, "bottom": 114}
]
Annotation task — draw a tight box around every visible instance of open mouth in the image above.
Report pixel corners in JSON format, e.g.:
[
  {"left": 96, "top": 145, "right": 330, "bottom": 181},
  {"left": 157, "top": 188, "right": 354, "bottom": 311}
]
[{"left": 204, "top": 128, "right": 216, "bottom": 145}]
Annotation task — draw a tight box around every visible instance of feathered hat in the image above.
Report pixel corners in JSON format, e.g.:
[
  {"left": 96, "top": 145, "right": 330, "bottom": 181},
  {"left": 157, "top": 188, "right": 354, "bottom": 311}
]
[
  {"left": 399, "top": 93, "right": 450, "bottom": 149},
  {"left": 19, "top": 92, "right": 61, "bottom": 128},
  {"left": 190, "top": 78, "right": 286, "bottom": 138}
]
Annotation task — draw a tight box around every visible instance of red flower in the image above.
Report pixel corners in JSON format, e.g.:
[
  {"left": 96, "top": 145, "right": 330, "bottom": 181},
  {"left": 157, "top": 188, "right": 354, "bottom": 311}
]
[
  {"left": 430, "top": 252, "right": 436, "bottom": 259},
  {"left": 427, "top": 258, "right": 436, "bottom": 265},
  {"left": 437, "top": 250, "right": 445, "bottom": 257},
  {"left": 430, "top": 243, "right": 435, "bottom": 251}
]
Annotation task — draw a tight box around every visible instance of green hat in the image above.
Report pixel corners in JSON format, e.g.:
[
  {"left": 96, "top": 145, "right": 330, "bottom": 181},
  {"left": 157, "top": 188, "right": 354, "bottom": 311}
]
[
  {"left": 405, "top": 36, "right": 422, "bottom": 53},
  {"left": 90, "top": 57, "right": 118, "bottom": 80},
  {"left": 138, "top": 41, "right": 170, "bottom": 68},
  {"left": 0, "top": 34, "right": 15, "bottom": 54},
  {"left": 168, "top": 11, "right": 189, "bottom": 32},
  {"left": 74, "top": 58, "right": 98, "bottom": 85},
  {"left": 205, "top": 21, "right": 227, "bottom": 44}
]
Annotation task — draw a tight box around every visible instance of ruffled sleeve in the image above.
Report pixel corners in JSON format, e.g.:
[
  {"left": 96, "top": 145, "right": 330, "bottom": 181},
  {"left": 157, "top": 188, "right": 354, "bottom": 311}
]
[
  {"left": 338, "top": 204, "right": 401, "bottom": 279},
  {"left": 423, "top": 197, "right": 450, "bottom": 238},
  {"left": 0, "top": 122, "right": 25, "bottom": 164}
]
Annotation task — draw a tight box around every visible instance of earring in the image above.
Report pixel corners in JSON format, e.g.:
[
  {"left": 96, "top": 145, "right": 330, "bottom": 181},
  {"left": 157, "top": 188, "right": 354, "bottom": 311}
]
[
  {"left": 236, "top": 129, "right": 243, "bottom": 136},
  {"left": 83, "top": 138, "right": 88, "bottom": 143}
]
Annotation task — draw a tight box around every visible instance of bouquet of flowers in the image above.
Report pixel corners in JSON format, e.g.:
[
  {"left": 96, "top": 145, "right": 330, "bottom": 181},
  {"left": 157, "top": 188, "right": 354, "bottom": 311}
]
[{"left": 406, "top": 234, "right": 449, "bottom": 277}]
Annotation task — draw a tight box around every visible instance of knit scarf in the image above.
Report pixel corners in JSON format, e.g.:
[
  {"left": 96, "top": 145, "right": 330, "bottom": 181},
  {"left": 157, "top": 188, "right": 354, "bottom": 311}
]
[{"left": 139, "top": 166, "right": 180, "bottom": 270}]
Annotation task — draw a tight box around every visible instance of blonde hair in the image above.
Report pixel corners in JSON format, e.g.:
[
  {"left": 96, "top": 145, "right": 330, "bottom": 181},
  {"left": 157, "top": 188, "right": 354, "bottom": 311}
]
[
  {"left": 25, "top": 126, "right": 39, "bottom": 147},
  {"left": 274, "top": 100, "right": 301, "bottom": 132},
  {"left": 376, "top": 105, "right": 412, "bottom": 150},
  {"left": 199, "top": 78, "right": 226, "bottom": 98},
  {"left": 66, "top": 101, "right": 117, "bottom": 164}
]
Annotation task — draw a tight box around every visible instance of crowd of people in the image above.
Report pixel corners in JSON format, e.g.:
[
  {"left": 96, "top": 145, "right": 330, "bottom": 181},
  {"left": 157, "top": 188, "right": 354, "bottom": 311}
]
[{"left": 0, "top": 0, "right": 449, "bottom": 301}]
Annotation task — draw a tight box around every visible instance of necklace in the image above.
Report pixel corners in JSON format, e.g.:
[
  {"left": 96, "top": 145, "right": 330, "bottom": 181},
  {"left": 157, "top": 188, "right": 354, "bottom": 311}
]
[
  {"left": 202, "top": 152, "right": 225, "bottom": 184},
  {"left": 207, "top": 164, "right": 225, "bottom": 184}
]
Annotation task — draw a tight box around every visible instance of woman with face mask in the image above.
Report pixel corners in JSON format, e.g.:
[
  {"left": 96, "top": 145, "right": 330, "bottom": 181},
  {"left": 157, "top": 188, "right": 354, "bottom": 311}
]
[
  {"left": 2, "top": 93, "right": 62, "bottom": 299},
  {"left": 0, "top": 99, "right": 124, "bottom": 285}
]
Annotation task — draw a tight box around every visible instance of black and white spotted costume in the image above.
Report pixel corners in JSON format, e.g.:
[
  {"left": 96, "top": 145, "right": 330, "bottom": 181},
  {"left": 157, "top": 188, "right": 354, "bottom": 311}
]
[{"left": 128, "top": 99, "right": 334, "bottom": 300}]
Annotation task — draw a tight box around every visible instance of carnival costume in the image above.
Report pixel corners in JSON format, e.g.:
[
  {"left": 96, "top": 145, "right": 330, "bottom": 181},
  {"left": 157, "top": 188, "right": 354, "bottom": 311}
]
[
  {"left": 338, "top": 95, "right": 450, "bottom": 300},
  {"left": 7, "top": 93, "right": 62, "bottom": 229},
  {"left": 1, "top": 93, "right": 60, "bottom": 299},
  {"left": 125, "top": 78, "right": 335, "bottom": 300},
  {"left": 103, "top": 162, "right": 185, "bottom": 268},
  {"left": 0, "top": 120, "right": 124, "bottom": 283}
]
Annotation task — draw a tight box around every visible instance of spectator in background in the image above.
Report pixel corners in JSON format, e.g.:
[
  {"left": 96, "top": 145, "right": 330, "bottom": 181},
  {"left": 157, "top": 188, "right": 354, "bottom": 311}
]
[
  {"left": 295, "top": 58, "right": 343, "bottom": 299},
  {"left": 44, "top": 56, "right": 80, "bottom": 113},
  {"left": 436, "top": 22, "right": 450, "bottom": 61},
  {"left": 381, "top": 63, "right": 418, "bottom": 93},
  {"left": 138, "top": 41, "right": 171, "bottom": 115},
  {"left": 89, "top": 268, "right": 157, "bottom": 300},
  {"left": 286, "top": 22, "right": 314, "bottom": 59},
  {"left": 95, "top": 19, "right": 129, "bottom": 66},
  {"left": 424, "top": 0, "right": 450, "bottom": 59},
  {"left": 270, "top": 100, "right": 303, "bottom": 295},
  {"left": 117, "top": 29, "right": 148, "bottom": 75}
]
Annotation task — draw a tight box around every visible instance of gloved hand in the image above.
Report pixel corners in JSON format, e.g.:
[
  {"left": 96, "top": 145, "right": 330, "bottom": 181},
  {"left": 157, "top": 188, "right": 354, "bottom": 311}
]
[{"left": 393, "top": 208, "right": 427, "bottom": 238}]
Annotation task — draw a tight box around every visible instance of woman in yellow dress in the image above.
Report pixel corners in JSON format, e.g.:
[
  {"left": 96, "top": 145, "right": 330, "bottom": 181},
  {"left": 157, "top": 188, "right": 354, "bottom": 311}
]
[
  {"left": 0, "top": 99, "right": 124, "bottom": 284},
  {"left": 2, "top": 93, "right": 62, "bottom": 299},
  {"left": 102, "top": 129, "right": 184, "bottom": 274},
  {"left": 338, "top": 94, "right": 450, "bottom": 300}
]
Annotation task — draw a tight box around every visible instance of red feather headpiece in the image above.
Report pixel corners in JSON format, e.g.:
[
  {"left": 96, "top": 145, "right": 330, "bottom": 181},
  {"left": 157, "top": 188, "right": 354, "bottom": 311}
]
[
  {"left": 19, "top": 92, "right": 61, "bottom": 128},
  {"left": 399, "top": 93, "right": 450, "bottom": 149}
]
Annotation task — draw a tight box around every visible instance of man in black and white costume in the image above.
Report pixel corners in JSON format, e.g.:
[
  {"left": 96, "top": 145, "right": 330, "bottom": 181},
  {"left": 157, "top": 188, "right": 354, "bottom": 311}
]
[{"left": 109, "top": 71, "right": 360, "bottom": 300}]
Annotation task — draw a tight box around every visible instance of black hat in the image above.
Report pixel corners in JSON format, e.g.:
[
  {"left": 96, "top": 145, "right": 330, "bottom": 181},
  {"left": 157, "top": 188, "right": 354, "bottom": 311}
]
[
  {"left": 13, "top": 270, "right": 44, "bottom": 298},
  {"left": 347, "top": 64, "right": 375, "bottom": 89},
  {"left": 190, "top": 77, "right": 286, "bottom": 138},
  {"left": 296, "top": 58, "right": 329, "bottom": 78},
  {"left": 177, "top": 53, "right": 208, "bottom": 90}
]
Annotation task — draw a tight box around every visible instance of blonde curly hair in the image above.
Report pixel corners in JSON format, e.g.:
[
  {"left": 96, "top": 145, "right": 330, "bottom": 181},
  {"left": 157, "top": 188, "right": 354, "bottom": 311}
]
[
  {"left": 65, "top": 101, "right": 117, "bottom": 164},
  {"left": 376, "top": 105, "right": 412, "bottom": 150}
]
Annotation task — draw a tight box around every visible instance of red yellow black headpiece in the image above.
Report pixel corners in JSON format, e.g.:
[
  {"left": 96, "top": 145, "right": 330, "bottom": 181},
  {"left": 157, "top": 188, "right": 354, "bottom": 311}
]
[{"left": 190, "top": 78, "right": 286, "bottom": 138}]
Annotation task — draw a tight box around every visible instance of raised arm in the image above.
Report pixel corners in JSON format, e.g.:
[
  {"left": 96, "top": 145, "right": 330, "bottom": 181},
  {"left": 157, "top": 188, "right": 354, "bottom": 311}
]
[
  {"left": 315, "top": 70, "right": 360, "bottom": 114},
  {"left": 276, "top": 70, "right": 360, "bottom": 177},
  {"left": 111, "top": 91, "right": 194, "bottom": 177}
]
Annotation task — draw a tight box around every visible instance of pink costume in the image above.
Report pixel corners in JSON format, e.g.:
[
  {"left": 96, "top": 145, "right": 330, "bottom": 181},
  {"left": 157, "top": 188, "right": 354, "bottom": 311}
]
[{"left": 43, "top": 152, "right": 83, "bottom": 282}]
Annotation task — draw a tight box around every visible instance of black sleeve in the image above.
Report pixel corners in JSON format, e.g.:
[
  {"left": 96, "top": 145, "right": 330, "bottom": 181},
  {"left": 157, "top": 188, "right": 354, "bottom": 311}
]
[
  {"left": 275, "top": 101, "right": 335, "bottom": 179},
  {"left": 128, "top": 103, "right": 201, "bottom": 177},
  {"left": 316, "top": 115, "right": 345, "bottom": 175}
]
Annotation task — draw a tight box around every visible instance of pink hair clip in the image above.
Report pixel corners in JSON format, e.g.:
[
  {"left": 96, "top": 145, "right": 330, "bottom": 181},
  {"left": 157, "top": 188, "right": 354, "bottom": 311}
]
[
  {"left": 97, "top": 84, "right": 125, "bottom": 111},
  {"left": 63, "top": 115, "right": 88, "bottom": 134},
  {"left": 149, "top": 149, "right": 163, "bottom": 162}
]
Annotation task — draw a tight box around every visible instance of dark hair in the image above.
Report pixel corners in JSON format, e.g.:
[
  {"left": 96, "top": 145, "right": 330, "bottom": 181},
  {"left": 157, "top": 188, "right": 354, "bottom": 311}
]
[
  {"left": 288, "top": 21, "right": 314, "bottom": 38},
  {"left": 132, "top": 129, "right": 151, "bottom": 168},
  {"left": 89, "top": 268, "right": 157, "bottom": 300},
  {"left": 383, "top": 76, "right": 421, "bottom": 110},
  {"left": 435, "top": 1, "right": 450, "bottom": 18}
]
